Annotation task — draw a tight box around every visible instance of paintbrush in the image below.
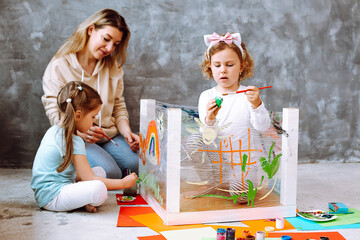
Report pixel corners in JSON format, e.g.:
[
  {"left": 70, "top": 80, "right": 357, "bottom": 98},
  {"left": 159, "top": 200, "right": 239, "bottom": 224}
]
[
  {"left": 222, "top": 86, "right": 272, "bottom": 96},
  {"left": 127, "top": 169, "right": 143, "bottom": 183},
  {"left": 103, "top": 133, "right": 119, "bottom": 147}
]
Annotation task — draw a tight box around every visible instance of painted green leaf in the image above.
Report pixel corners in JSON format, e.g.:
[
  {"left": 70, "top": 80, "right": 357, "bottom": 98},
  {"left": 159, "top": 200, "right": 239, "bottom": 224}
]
[
  {"left": 246, "top": 179, "right": 257, "bottom": 207},
  {"left": 270, "top": 153, "right": 282, "bottom": 178},
  {"left": 242, "top": 154, "right": 248, "bottom": 172},
  {"left": 260, "top": 141, "right": 282, "bottom": 179}
]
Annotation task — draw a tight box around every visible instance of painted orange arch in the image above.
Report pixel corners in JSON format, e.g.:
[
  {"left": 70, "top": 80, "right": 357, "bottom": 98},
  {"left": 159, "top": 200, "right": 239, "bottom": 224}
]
[{"left": 145, "top": 120, "right": 160, "bottom": 165}]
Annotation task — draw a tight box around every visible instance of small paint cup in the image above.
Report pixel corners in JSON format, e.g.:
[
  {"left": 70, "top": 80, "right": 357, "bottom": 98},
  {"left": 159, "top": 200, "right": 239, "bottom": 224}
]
[
  {"left": 217, "top": 228, "right": 226, "bottom": 240},
  {"left": 226, "top": 228, "right": 235, "bottom": 240},
  {"left": 255, "top": 231, "right": 266, "bottom": 240},
  {"left": 276, "top": 217, "right": 285, "bottom": 229}
]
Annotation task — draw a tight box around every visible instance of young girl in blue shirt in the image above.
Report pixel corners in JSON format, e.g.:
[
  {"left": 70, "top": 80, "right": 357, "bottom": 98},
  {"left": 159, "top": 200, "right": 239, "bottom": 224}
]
[{"left": 31, "top": 81, "right": 138, "bottom": 212}]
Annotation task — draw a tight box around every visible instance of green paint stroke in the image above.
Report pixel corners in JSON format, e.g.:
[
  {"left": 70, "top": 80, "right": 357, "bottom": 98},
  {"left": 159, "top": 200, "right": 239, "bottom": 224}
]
[
  {"left": 192, "top": 194, "right": 241, "bottom": 204},
  {"left": 246, "top": 180, "right": 257, "bottom": 207},
  {"left": 192, "top": 180, "right": 258, "bottom": 207},
  {"left": 139, "top": 171, "right": 163, "bottom": 205},
  {"left": 260, "top": 175, "right": 264, "bottom": 187},
  {"left": 260, "top": 141, "right": 282, "bottom": 179},
  {"left": 241, "top": 154, "right": 248, "bottom": 172}
]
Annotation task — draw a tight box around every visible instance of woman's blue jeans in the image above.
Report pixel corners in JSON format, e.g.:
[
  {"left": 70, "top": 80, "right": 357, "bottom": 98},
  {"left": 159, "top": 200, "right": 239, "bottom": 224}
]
[{"left": 86, "top": 134, "right": 139, "bottom": 179}]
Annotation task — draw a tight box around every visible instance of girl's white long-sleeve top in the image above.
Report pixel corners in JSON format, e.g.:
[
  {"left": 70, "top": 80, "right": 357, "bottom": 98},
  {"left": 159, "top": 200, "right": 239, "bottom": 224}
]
[{"left": 198, "top": 85, "right": 271, "bottom": 142}]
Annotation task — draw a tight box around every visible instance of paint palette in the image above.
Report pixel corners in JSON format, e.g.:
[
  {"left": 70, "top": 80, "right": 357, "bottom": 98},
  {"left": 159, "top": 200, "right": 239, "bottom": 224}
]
[
  {"left": 117, "top": 196, "right": 136, "bottom": 202},
  {"left": 297, "top": 210, "right": 337, "bottom": 222}
]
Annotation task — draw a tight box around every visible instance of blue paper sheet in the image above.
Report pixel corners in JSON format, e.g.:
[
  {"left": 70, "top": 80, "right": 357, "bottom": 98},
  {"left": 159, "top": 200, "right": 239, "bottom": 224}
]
[{"left": 286, "top": 216, "right": 360, "bottom": 231}]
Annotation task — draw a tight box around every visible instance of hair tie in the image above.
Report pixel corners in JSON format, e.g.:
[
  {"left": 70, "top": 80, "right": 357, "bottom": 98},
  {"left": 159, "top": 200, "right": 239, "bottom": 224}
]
[
  {"left": 66, "top": 98, "right": 72, "bottom": 103},
  {"left": 204, "top": 32, "right": 244, "bottom": 60},
  {"left": 77, "top": 86, "right": 83, "bottom": 91}
]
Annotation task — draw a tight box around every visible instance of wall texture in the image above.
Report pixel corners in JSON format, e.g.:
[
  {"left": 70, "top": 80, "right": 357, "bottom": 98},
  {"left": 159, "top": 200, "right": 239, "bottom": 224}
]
[{"left": 0, "top": 0, "right": 359, "bottom": 168}]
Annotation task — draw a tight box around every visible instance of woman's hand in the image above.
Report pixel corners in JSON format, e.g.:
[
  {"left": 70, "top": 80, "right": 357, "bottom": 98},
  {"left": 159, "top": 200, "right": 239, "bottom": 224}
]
[
  {"left": 205, "top": 98, "right": 221, "bottom": 125},
  {"left": 124, "top": 132, "right": 140, "bottom": 152},
  {"left": 246, "top": 86, "right": 262, "bottom": 109},
  {"left": 78, "top": 126, "right": 104, "bottom": 143},
  {"left": 122, "top": 172, "right": 138, "bottom": 188}
]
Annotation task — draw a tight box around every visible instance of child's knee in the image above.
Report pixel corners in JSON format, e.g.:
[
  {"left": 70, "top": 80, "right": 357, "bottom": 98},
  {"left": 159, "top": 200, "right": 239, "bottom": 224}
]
[{"left": 90, "top": 180, "right": 108, "bottom": 206}]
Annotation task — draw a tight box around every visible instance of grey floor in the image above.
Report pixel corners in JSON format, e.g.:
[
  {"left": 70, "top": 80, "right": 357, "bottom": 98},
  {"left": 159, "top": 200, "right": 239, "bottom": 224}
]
[{"left": 1, "top": 163, "right": 360, "bottom": 240}]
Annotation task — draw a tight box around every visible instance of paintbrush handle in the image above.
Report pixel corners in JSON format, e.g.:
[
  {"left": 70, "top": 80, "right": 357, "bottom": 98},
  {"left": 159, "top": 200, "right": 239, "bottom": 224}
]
[
  {"left": 103, "top": 133, "right": 119, "bottom": 146},
  {"left": 110, "top": 139, "right": 119, "bottom": 146},
  {"left": 103, "top": 133, "right": 112, "bottom": 141},
  {"left": 235, "top": 89, "right": 248, "bottom": 94},
  {"left": 258, "top": 85, "right": 273, "bottom": 90},
  {"left": 222, "top": 86, "right": 272, "bottom": 96},
  {"left": 236, "top": 85, "right": 272, "bottom": 93}
]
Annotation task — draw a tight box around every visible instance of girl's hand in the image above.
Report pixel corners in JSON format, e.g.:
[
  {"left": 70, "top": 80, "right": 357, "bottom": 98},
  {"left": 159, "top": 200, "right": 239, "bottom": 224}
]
[
  {"left": 124, "top": 132, "right": 140, "bottom": 152},
  {"left": 205, "top": 98, "right": 221, "bottom": 125},
  {"left": 78, "top": 126, "right": 104, "bottom": 143},
  {"left": 246, "top": 86, "right": 262, "bottom": 109},
  {"left": 122, "top": 172, "right": 138, "bottom": 188}
]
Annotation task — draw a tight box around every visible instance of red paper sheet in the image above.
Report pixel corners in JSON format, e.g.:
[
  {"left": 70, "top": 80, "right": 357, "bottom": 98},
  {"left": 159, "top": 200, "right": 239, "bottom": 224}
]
[
  {"left": 116, "top": 194, "right": 148, "bottom": 205},
  {"left": 117, "top": 206, "right": 155, "bottom": 227},
  {"left": 269, "top": 231, "right": 346, "bottom": 240},
  {"left": 137, "top": 235, "right": 166, "bottom": 240}
]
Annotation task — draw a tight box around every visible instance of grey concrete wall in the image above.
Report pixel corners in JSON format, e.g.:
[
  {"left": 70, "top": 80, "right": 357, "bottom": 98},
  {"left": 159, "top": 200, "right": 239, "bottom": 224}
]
[{"left": 0, "top": 0, "right": 359, "bottom": 168}]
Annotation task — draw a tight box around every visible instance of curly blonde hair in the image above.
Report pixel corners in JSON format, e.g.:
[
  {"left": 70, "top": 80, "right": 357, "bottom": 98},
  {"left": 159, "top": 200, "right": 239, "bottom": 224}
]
[
  {"left": 55, "top": 9, "right": 130, "bottom": 68},
  {"left": 202, "top": 41, "right": 254, "bottom": 82}
]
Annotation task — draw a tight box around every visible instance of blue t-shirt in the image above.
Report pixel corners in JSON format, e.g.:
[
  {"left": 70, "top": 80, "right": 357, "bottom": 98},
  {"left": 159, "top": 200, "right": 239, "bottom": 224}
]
[{"left": 31, "top": 125, "right": 86, "bottom": 208}]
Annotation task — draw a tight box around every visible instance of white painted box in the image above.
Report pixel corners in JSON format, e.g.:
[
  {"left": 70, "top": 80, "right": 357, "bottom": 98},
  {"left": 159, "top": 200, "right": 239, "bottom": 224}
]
[{"left": 139, "top": 99, "right": 298, "bottom": 225}]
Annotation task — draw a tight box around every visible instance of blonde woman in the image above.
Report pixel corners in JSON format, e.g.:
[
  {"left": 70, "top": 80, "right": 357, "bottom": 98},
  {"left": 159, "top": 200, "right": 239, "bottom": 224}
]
[{"left": 42, "top": 9, "right": 139, "bottom": 179}]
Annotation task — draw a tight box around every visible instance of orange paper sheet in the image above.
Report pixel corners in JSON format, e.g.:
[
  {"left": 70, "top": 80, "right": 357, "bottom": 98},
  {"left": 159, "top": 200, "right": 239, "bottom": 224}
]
[
  {"left": 130, "top": 212, "right": 295, "bottom": 237},
  {"left": 130, "top": 213, "right": 207, "bottom": 233},
  {"left": 117, "top": 206, "right": 155, "bottom": 227},
  {"left": 137, "top": 235, "right": 167, "bottom": 240},
  {"left": 241, "top": 218, "right": 294, "bottom": 231},
  {"left": 268, "top": 231, "right": 346, "bottom": 240}
]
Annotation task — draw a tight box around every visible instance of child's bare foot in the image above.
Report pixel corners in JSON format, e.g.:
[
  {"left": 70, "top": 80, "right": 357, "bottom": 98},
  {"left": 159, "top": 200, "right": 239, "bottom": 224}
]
[{"left": 84, "top": 204, "right": 97, "bottom": 213}]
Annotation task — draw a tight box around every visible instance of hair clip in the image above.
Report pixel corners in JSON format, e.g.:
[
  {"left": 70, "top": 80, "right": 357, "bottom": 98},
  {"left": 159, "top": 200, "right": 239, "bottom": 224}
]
[
  {"left": 66, "top": 98, "right": 72, "bottom": 103},
  {"left": 204, "top": 32, "right": 244, "bottom": 59},
  {"left": 77, "top": 86, "right": 83, "bottom": 91}
]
